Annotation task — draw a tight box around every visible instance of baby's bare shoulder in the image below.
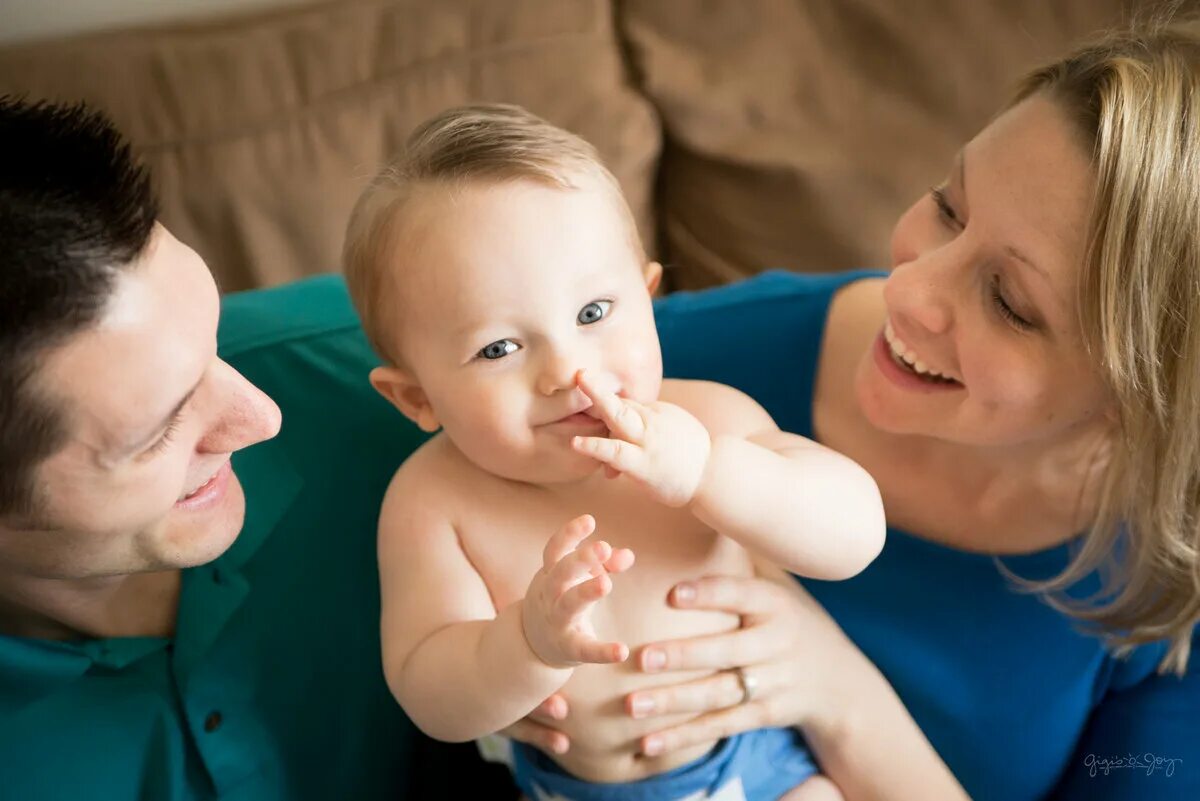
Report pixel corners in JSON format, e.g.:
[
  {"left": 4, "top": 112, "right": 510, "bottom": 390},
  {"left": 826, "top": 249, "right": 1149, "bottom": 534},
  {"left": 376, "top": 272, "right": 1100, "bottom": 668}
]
[
  {"left": 658, "top": 378, "right": 777, "bottom": 438},
  {"left": 381, "top": 435, "right": 487, "bottom": 527}
]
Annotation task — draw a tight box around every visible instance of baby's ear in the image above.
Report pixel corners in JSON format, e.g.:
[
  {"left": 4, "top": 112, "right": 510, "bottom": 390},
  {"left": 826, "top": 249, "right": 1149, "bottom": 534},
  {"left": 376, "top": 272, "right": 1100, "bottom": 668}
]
[
  {"left": 643, "top": 261, "right": 663, "bottom": 295},
  {"left": 369, "top": 366, "right": 440, "bottom": 432}
]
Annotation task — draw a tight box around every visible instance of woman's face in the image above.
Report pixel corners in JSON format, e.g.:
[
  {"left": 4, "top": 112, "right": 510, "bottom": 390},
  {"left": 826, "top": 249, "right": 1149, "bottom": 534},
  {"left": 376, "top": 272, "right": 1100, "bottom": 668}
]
[{"left": 855, "top": 95, "right": 1113, "bottom": 450}]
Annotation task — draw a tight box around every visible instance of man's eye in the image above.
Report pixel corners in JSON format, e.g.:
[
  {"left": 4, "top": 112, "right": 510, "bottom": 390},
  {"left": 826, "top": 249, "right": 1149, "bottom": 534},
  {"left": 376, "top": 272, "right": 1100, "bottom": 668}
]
[
  {"left": 577, "top": 300, "right": 613, "bottom": 325},
  {"left": 478, "top": 339, "right": 520, "bottom": 360}
]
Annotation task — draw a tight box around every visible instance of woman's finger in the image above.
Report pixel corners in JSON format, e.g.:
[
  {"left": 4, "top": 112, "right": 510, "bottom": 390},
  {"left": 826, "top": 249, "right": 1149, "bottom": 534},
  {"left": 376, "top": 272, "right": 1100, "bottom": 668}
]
[
  {"left": 639, "top": 702, "right": 776, "bottom": 757},
  {"left": 636, "top": 623, "right": 782, "bottom": 673},
  {"left": 668, "top": 574, "right": 794, "bottom": 618},
  {"left": 501, "top": 719, "right": 571, "bottom": 755},
  {"left": 625, "top": 670, "right": 748, "bottom": 718},
  {"left": 530, "top": 693, "right": 569, "bottom": 723}
]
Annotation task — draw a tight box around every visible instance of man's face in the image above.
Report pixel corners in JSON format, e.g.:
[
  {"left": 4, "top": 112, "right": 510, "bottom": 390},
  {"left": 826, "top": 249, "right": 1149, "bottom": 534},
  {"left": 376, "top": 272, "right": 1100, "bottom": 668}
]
[{"left": 0, "top": 225, "right": 281, "bottom": 579}]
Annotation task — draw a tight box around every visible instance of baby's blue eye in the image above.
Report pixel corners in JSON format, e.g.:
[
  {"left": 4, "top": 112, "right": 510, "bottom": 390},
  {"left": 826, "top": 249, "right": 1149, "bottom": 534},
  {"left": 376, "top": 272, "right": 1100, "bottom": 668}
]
[
  {"left": 578, "top": 300, "right": 612, "bottom": 325},
  {"left": 478, "top": 339, "right": 519, "bottom": 360}
]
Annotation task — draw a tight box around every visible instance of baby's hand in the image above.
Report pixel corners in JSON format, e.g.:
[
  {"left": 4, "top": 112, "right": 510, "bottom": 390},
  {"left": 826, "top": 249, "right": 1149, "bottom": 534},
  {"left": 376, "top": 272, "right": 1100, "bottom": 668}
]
[
  {"left": 522, "top": 514, "right": 635, "bottom": 668},
  {"left": 572, "top": 370, "right": 711, "bottom": 508}
]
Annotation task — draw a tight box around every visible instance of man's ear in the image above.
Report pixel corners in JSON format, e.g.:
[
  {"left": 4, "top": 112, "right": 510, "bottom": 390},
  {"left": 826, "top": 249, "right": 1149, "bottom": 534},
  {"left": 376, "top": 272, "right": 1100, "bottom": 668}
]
[
  {"left": 369, "top": 366, "right": 440, "bottom": 432},
  {"left": 644, "top": 261, "right": 663, "bottom": 295}
]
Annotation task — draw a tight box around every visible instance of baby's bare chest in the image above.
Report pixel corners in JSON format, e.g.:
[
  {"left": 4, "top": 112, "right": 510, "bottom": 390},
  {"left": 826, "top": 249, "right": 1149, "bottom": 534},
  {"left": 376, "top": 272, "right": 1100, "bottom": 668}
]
[{"left": 453, "top": 479, "right": 754, "bottom": 624}]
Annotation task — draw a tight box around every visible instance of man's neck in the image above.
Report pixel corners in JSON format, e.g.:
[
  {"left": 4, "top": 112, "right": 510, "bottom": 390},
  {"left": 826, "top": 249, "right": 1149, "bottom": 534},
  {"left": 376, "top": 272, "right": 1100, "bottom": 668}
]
[{"left": 0, "top": 569, "right": 181, "bottom": 641}]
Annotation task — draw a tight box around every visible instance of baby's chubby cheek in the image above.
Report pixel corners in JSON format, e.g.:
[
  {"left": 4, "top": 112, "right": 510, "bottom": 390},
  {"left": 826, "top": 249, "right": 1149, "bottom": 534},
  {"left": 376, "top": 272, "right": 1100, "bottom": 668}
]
[{"left": 618, "top": 339, "right": 664, "bottom": 402}]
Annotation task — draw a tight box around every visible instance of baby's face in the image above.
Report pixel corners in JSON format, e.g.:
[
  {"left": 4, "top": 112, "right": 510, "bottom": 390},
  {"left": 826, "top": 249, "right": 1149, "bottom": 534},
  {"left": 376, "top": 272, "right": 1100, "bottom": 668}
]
[{"left": 388, "top": 175, "right": 662, "bottom": 484}]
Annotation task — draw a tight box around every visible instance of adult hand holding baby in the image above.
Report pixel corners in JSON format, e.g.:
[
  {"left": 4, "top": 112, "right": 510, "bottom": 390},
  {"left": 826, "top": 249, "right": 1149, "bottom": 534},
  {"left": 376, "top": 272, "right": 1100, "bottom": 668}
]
[{"left": 505, "top": 567, "right": 869, "bottom": 758}]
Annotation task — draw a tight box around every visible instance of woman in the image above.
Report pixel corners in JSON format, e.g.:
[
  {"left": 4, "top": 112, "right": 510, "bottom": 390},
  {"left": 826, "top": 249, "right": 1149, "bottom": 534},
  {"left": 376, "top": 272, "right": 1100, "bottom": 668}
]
[{"left": 508, "top": 19, "right": 1200, "bottom": 801}]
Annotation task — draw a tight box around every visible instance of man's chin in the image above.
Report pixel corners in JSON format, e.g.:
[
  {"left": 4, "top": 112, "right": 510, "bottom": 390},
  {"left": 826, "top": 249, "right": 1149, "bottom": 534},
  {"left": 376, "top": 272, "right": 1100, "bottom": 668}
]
[{"left": 161, "top": 473, "right": 247, "bottom": 569}]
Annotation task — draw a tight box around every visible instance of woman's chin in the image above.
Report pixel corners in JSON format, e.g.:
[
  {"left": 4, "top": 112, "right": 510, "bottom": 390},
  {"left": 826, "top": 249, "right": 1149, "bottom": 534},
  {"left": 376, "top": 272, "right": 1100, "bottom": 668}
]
[{"left": 853, "top": 359, "right": 928, "bottom": 437}]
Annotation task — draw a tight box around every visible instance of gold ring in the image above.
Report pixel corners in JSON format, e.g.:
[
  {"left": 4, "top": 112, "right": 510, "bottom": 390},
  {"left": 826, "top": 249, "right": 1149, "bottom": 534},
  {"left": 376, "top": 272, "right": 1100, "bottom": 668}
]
[{"left": 733, "top": 666, "right": 758, "bottom": 705}]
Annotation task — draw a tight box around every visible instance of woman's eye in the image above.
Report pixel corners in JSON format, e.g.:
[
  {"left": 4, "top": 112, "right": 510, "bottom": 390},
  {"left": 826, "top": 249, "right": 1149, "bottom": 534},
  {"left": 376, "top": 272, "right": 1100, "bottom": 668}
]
[
  {"left": 577, "top": 300, "right": 613, "bottom": 325},
  {"left": 929, "top": 187, "right": 962, "bottom": 229},
  {"left": 478, "top": 339, "right": 520, "bottom": 360},
  {"left": 989, "top": 275, "right": 1034, "bottom": 332}
]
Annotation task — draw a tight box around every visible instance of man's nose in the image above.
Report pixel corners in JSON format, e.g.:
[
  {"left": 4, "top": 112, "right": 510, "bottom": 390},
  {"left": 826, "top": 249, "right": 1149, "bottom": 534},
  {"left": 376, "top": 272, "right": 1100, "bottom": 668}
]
[{"left": 198, "top": 360, "right": 283, "bottom": 453}]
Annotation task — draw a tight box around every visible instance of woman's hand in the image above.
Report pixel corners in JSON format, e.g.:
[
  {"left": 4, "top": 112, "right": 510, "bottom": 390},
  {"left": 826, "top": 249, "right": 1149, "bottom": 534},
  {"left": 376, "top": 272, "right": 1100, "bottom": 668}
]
[
  {"left": 623, "top": 566, "right": 861, "bottom": 757},
  {"left": 499, "top": 567, "right": 966, "bottom": 800},
  {"left": 498, "top": 693, "right": 572, "bottom": 756}
]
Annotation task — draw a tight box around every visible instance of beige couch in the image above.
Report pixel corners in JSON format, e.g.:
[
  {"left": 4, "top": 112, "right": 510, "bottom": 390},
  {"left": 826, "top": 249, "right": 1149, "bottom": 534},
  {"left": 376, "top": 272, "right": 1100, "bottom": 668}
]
[{"left": 0, "top": 0, "right": 1131, "bottom": 294}]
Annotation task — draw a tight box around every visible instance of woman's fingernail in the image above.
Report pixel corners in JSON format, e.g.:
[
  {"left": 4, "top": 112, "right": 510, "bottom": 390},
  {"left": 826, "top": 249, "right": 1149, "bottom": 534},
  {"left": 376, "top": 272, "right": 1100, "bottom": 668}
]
[
  {"left": 673, "top": 583, "right": 696, "bottom": 604},
  {"left": 642, "top": 648, "right": 666, "bottom": 671},
  {"left": 630, "top": 696, "right": 655, "bottom": 718},
  {"left": 643, "top": 736, "right": 663, "bottom": 756}
]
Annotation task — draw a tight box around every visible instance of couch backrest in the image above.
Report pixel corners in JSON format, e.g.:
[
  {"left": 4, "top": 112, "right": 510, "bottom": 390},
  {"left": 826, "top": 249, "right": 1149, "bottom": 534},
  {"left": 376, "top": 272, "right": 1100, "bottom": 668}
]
[
  {"left": 621, "top": 0, "right": 1134, "bottom": 290},
  {"left": 0, "top": 0, "right": 660, "bottom": 292}
]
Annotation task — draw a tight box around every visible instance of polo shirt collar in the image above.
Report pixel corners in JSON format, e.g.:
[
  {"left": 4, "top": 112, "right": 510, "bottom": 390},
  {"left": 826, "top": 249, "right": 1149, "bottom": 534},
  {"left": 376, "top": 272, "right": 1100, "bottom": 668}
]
[
  {"left": 0, "top": 437, "right": 302, "bottom": 704},
  {"left": 173, "top": 437, "right": 302, "bottom": 678}
]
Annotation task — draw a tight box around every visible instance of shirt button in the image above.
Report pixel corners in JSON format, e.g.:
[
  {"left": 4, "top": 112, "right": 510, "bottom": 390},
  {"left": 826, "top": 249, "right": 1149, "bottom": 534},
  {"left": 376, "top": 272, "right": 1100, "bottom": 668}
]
[{"left": 204, "top": 711, "right": 223, "bottom": 733}]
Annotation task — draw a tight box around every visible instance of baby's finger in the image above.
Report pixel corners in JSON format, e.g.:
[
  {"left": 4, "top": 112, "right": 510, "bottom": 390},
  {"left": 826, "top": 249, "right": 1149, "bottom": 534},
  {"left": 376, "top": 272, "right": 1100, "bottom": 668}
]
[
  {"left": 604, "top": 547, "right": 636, "bottom": 575},
  {"left": 542, "top": 514, "right": 597, "bottom": 568},
  {"left": 576, "top": 370, "right": 645, "bottom": 441},
  {"left": 555, "top": 572, "right": 612, "bottom": 623},
  {"left": 570, "top": 635, "right": 630, "bottom": 665},
  {"left": 573, "top": 436, "right": 643, "bottom": 475},
  {"left": 549, "top": 539, "right": 613, "bottom": 596}
]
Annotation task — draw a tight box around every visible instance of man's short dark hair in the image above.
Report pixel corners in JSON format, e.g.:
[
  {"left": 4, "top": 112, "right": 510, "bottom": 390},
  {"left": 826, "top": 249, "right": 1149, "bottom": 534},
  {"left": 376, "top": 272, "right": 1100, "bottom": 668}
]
[{"left": 0, "top": 97, "right": 157, "bottom": 520}]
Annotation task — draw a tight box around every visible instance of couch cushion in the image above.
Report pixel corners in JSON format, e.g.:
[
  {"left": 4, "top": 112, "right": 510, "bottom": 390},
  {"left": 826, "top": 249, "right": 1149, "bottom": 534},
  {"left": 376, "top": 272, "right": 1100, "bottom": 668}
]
[
  {"left": 620, "top": 0, "right": 1131, "bottom": 290},
  {"left": 0, "top": 0, "right": 660, "bottom": 291}
]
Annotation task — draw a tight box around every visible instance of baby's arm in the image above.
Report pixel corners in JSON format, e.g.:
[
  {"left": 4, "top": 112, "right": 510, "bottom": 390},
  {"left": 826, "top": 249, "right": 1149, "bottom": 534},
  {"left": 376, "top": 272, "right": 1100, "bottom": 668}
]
[
  {"left": 379, "top": 469, "right": 631, "bottom": 742},
  {"left": 573, "top": 374, "right": 884, "bottom": 580}
]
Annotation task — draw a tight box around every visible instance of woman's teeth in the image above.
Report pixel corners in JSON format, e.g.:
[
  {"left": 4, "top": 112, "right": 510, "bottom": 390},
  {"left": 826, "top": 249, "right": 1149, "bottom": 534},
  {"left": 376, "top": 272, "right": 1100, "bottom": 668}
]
[{"left": 884, "top": 322, "right": 958, "bottom": 384}]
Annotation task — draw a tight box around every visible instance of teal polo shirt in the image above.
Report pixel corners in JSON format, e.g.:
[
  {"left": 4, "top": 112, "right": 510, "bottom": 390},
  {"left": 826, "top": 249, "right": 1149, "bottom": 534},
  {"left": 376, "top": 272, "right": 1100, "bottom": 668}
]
[{"left": 0, "top": 276, "right": 429, "bottom": 800}]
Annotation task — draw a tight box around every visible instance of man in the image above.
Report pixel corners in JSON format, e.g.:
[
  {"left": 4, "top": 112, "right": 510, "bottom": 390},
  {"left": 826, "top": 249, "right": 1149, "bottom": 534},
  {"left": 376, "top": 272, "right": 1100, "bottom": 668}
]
[{"left": 0, "top": 97, "right": 508, "bottom": 799}]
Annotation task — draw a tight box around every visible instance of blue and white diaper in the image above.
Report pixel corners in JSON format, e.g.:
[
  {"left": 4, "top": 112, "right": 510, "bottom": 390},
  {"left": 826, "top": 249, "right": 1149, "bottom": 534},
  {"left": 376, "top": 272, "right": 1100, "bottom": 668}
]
[{"left": 510, "top": 727, "right": 818, "bottom": 801}]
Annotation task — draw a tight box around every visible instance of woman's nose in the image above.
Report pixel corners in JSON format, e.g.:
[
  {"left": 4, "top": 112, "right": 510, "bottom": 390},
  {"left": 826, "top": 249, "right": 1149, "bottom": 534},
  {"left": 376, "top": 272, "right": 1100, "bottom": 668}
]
[{"left": 885, "top": 256, "right": 955, "bottom": 336}]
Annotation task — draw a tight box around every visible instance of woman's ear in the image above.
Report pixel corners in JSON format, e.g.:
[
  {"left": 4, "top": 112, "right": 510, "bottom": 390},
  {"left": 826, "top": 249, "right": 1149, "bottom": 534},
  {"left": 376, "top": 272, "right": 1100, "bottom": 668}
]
[
  {"left": 369, "top": 366, "right": 440, "bottom": 432},
  {"left": 644, "top": 261, "right": 664, "bottom": 295}
]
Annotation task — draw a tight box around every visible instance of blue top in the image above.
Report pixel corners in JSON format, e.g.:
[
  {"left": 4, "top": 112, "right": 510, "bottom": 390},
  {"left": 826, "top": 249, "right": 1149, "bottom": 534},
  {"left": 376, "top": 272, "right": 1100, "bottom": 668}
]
[{"left": 654, "top": 270, "right": 1199, "bottom": 801}]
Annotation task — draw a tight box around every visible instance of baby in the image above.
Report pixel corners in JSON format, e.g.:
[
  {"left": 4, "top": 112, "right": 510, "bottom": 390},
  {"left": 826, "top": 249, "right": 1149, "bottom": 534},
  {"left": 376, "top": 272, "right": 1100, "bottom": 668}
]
[{"left": 343, "top": 105, "right": 885, "bottom": 801}]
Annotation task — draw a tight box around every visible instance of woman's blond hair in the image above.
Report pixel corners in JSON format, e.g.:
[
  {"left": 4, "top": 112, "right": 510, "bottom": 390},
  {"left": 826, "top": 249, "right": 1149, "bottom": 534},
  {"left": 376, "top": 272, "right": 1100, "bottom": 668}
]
[
  {"left": 1006, "top": 17, "right": 1200, "bottom": 674},
  {"left": 342, "top": 104, "right": 638, "bottom": 364}
]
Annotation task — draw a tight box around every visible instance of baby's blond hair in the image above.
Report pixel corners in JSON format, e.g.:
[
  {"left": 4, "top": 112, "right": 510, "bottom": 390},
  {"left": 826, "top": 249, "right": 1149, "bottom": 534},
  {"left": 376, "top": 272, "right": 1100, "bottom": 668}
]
[{"left": 343, "top": 104, "right": 640, "bottom": 364}]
